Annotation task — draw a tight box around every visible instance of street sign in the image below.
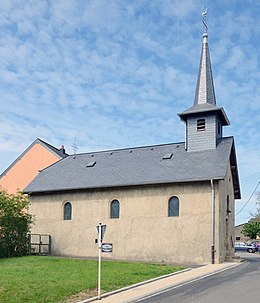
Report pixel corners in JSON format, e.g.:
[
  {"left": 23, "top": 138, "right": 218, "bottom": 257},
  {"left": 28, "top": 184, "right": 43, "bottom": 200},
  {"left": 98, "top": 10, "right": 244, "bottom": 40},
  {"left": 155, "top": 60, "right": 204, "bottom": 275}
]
[
  {"left": 96, "top": 224, "right": 106, "bottom": 242},
  {"left": 102, "top": 243, "right": 113, "bottom": 253}
]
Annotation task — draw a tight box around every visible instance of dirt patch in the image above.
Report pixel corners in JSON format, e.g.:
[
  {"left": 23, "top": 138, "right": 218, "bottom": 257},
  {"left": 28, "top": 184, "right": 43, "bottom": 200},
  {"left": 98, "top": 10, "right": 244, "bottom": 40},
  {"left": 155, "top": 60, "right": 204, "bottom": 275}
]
[{"left": 65, "top": 289, "right": 98, "bottom": 303}]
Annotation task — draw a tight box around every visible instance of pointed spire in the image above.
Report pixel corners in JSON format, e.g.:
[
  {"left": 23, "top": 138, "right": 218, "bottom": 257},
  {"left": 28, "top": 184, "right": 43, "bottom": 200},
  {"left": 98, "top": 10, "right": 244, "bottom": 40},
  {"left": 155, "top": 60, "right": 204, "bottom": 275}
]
[
  {"left": 178, "top": 9, "right": 230, "bottom": 127},
  {"left": 193, "top": 9, "right": 216, "bottom": 106}
]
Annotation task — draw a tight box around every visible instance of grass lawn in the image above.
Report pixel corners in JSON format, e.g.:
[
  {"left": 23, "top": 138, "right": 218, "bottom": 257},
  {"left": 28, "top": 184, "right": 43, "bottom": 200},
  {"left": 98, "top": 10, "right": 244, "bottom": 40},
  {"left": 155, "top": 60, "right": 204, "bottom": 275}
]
[{"left": 0, "top": 256, "right": 184, "bottom": 303}]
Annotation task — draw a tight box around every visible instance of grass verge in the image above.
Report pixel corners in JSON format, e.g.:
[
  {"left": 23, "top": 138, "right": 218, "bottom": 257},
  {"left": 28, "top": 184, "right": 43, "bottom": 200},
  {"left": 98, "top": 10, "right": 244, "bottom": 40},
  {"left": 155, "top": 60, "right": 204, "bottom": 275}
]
[{"left": 0, "top": 256, "right": 184, "bottom": 303}]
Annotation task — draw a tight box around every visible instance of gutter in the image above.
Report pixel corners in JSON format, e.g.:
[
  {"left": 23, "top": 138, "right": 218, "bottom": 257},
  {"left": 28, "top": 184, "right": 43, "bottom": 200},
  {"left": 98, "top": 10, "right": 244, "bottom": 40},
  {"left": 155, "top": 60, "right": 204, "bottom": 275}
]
[{"left": 24, "top": 178, "right": 225, "bottom": 195}]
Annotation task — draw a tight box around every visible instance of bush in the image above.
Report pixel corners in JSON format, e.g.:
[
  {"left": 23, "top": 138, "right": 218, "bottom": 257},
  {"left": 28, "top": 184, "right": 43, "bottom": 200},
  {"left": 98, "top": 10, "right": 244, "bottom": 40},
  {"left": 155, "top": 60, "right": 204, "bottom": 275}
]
[{"left": 0, "top": 189, "right": 33, "bottom": 257}]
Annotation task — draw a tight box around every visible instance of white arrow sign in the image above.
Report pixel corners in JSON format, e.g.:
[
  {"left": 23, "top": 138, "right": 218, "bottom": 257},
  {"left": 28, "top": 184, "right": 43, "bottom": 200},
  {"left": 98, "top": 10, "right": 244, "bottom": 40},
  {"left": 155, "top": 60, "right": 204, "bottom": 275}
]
[{"left": 96, "top": 224, "right": 106, "bottom": 243}]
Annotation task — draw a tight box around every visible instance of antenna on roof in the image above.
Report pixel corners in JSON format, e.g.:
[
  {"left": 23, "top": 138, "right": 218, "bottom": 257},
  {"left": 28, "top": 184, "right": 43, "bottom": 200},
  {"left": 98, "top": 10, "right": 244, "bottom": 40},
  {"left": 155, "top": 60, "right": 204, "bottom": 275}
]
[
  {"left": 256, "top": 191, "right": 260, "bottom": 206},
  {"left": 202, "top": 7, "right": 208, "bottom": 33},
  {"left": 71, "top": 137, "right": 79, "bottom": 155}
]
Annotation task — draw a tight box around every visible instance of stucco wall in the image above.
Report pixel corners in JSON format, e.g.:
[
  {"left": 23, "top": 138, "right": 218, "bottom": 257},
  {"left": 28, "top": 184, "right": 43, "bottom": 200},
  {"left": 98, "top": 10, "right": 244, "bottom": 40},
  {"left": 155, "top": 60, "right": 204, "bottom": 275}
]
[
  {"left": 0, "top": 143, "right": 60, "bottom": 194},
  {"left": 215, "top": 163, "right": 235, "bottom": 263},
  {"left": 29, "top": 181, "right": 220, "bottom": 264}
]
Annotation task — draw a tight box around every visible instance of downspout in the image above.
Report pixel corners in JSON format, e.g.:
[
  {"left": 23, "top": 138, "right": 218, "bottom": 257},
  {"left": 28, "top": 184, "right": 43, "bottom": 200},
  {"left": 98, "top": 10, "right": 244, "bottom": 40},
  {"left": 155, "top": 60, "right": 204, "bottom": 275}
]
[
  {"left": 211, "top": 179, "right": 215, "bottom": 264},
  {"left": 185, "top": 124, "right": 187, "bottom": 150}
]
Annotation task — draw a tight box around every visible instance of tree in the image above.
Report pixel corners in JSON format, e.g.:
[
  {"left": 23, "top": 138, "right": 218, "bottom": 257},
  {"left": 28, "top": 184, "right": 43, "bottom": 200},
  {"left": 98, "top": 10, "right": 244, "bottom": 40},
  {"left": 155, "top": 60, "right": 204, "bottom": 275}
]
[
  {"left": 0, "top": 189, "right": 33, "bottom": 257},
  {"left": 250, "top": 208, "right": 260, "bottom": 222},
  {"left": 241, "top": 221, "right": 260, "bottom": 240}
]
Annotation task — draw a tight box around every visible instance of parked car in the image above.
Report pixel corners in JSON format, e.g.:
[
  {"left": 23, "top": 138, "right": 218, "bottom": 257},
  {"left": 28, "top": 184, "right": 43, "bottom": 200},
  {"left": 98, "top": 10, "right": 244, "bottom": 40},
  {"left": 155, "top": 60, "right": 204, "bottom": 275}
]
[
  {"left": 235, "top": 242, "right": 256, "bottom": 253},
  {"left": 249, "top": 241, "right": 260, "bottom": 252}
]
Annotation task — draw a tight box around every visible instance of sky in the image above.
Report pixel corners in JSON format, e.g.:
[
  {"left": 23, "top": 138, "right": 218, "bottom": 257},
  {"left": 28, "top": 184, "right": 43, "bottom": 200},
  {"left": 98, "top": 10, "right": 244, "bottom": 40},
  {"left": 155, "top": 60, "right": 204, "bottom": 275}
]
[{"left": 0, "top": 0, "right": 259, "bottom": 225}]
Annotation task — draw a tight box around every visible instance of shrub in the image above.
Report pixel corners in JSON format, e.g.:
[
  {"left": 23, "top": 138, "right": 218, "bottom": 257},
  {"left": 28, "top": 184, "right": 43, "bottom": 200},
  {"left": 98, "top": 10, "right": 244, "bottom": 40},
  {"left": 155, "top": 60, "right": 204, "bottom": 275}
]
[{"left": 0, "top": 189, "right": 33, "bottom": 257}]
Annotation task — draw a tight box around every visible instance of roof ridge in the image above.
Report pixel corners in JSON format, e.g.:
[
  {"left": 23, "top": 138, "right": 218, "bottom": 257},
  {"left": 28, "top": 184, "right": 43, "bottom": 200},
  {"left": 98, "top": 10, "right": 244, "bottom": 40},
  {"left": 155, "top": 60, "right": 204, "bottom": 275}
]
[
  {"left": 0, "top": 138, "right": 67, "bottom": 178},
  {"left": 36, "top": 138, "right": 68, "bottom": 157},
  {"left": 66, "top": 141, "right": 186, "bottom": 157}
]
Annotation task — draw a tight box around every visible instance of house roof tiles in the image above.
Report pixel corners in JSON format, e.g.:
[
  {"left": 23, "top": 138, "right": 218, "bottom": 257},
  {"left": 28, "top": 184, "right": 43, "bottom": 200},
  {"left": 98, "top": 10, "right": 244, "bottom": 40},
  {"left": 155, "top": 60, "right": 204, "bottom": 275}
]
[{"left": 24, "top": 136, "right": 240, "bottom": 198}]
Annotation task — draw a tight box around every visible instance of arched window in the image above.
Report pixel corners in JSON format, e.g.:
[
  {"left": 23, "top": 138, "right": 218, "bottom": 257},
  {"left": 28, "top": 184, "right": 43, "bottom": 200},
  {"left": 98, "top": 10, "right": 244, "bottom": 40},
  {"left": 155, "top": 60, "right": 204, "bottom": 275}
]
[
  {"left": 110, "top": 200, "right": 120, "bottom": 219},
  {"left": 168, "top": 196, "right": 179, "bottom": 217},
  {"left": 64, "top": 202, "right": 72, "bottom": 220}
]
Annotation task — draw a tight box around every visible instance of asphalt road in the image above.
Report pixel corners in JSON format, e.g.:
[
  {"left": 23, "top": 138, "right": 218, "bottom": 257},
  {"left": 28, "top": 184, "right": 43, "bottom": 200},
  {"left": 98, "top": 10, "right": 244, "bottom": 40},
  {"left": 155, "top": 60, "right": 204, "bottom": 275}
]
[{"left": 137, "top": 253, "right": 260, "bottom": 303}]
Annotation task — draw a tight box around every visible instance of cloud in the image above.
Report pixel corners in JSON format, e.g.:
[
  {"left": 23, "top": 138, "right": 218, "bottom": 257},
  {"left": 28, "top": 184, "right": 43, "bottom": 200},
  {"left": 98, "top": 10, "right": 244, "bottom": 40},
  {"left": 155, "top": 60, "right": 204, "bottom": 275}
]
[{"left": 0, "top": 1, "right": 259, "bottom": 225}]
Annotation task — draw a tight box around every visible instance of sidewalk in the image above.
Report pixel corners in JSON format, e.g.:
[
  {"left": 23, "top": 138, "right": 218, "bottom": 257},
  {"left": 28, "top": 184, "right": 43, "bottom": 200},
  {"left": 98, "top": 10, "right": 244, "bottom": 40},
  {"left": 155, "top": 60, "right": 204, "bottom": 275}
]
[{"left": 80, "top": 261, "right": 242, "bottom": 303}]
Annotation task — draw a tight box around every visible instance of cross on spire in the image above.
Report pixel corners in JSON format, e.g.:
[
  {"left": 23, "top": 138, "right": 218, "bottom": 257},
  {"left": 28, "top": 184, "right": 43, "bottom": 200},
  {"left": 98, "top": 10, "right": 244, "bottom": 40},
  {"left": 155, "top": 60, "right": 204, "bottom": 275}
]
[{"left": 202, "top": 7, "right": 208, "bottom": 33}]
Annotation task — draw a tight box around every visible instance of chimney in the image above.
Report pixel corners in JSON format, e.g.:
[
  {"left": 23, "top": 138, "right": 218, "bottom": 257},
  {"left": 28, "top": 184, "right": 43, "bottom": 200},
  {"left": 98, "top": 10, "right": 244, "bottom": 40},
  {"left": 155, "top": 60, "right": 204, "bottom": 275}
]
[{"left": 60, "top": 145, "right": 66, "bottom": 154}]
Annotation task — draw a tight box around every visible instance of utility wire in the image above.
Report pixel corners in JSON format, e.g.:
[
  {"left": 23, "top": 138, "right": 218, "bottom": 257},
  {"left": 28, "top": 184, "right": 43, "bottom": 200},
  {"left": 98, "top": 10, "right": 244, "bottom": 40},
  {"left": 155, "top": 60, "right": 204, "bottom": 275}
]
[{"left": 235, "top": 180, "right": 260, "bottom": 216}]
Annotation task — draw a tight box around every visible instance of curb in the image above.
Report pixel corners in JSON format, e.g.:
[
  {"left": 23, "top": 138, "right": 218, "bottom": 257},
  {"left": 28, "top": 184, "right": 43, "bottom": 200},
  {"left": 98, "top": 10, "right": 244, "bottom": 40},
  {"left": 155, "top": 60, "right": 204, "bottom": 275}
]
[
  {"left": 77, "top": 261, "right": 242, "bottom": 303},
  {"left": 77, "top": 268, "right": 191, "bottom": 303},
  {"left": 132, "top": 262, "right": 243, "bottom": 303}
]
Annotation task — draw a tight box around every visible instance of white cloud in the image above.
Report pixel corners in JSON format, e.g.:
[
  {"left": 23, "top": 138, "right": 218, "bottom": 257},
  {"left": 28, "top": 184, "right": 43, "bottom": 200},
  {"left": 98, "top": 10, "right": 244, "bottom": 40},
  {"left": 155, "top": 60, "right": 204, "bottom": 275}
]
[{"left": 0, "top": 1, "right": 259, "bottom": 224}]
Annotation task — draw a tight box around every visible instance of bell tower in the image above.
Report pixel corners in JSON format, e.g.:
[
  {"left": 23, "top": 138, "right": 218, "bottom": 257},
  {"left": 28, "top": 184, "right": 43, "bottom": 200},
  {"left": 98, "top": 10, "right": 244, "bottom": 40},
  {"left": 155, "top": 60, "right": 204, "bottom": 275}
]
[{"left": 178, "top": 10, "right": 230, "bottom": 152}]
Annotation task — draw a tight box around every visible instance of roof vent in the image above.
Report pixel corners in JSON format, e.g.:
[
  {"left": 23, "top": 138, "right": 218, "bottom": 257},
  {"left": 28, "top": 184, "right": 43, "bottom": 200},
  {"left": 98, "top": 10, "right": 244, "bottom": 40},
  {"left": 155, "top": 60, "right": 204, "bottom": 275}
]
[
  {"left": 162, "top": 153, "right": 173, "bottom": 160},
  {"left": 86, "top": 161, "right": 96, "bottom": 167}
]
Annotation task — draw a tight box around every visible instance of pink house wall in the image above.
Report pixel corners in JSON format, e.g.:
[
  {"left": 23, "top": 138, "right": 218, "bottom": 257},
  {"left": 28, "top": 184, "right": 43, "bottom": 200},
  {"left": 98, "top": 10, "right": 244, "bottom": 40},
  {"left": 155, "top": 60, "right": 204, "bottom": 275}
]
[{"left": 0, "top": 143, "right": 61, "bottom": 194}]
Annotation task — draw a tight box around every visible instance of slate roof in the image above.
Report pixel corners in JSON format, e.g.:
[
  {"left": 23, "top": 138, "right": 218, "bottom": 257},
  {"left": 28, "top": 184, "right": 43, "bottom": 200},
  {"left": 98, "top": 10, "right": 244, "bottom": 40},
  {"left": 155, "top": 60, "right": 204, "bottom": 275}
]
[
  {"left": 193, "top": 33, "right": 216, "bottom": 107},
  {"left": 0, "top": 138, "right": 68, "bottom": 179},
  {"left": 24, "top": 136, "right": 240, "bottom": 198},
  {"left": 178, "top": 103, "right": 230, "bottom": 126}
]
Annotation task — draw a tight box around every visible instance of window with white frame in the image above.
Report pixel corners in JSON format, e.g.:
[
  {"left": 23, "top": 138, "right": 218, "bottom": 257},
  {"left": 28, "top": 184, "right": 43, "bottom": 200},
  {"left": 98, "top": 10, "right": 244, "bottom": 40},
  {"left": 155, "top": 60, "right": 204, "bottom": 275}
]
[
  {"left": 168, "top": 196, "right": 179, "bottom": 217},
  {"left": 110, "top": 200, "right": 120, "bottom": 219},
  {"left": 64, "top": 201, "right": 72, "bottom": 220}
]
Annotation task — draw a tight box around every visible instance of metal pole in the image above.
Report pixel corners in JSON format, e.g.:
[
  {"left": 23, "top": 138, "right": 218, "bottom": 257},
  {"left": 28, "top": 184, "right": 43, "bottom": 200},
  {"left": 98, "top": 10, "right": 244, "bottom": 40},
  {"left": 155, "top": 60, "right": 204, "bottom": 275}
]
[
  {"left": 211, "top": 179, "right": 215, "bottom": 264},
  {"left": 98, "top": 223, "right": 102, "bottom": 300}
]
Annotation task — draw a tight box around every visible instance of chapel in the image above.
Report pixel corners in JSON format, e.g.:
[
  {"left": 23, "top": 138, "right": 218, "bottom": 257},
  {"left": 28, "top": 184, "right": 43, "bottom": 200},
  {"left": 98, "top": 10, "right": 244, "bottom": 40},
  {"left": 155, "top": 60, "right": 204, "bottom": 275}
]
[{"left": 25, "top": 18, "right": 240, "bottom": 264}]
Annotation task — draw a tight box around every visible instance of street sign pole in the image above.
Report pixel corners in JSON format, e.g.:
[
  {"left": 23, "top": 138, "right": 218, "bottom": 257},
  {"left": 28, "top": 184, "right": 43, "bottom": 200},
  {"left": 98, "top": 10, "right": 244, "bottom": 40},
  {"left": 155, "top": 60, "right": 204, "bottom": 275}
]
[
  {"left": 98, "top": 223, "right": 102, "bottom": 300},
  {"left": 96, "top": 223, "right": 107, "bottom": 300}
]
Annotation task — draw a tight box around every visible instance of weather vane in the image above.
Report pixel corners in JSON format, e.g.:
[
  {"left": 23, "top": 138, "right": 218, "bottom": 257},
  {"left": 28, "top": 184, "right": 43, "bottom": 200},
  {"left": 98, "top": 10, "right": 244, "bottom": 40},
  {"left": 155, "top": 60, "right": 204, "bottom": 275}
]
[{"left": 202, "top": 7, "right": 208, "bottom": 33}]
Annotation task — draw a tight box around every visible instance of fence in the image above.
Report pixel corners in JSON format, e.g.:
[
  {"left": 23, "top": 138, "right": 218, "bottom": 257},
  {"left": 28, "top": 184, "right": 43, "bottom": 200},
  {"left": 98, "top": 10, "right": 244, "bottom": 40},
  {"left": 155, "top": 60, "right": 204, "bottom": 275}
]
[{"left": 29, "top": 234, "right": 51, "bottom": 255}]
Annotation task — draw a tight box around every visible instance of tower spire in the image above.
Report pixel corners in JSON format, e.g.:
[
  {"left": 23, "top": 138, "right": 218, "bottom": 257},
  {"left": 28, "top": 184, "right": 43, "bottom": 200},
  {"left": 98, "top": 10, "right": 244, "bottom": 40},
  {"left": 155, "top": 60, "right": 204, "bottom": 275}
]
[
  {"left": 178, "top": 10, "right": 230, "bottom": 152},
  {"left": 193, "top": 8, "right": 216, "bottom": 106}
]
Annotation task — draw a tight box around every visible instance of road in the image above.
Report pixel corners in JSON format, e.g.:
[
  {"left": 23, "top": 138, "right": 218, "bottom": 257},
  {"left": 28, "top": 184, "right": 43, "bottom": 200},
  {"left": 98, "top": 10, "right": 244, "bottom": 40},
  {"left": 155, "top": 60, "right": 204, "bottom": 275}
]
[{"left": 137, "top": 253, "right": 260, "bottom": 303}]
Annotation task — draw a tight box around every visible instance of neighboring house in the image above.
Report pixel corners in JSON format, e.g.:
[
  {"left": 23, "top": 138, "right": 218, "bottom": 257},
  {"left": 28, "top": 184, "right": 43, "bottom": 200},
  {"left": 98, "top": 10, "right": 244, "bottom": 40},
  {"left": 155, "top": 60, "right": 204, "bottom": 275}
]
[
  {"left": 25, "top": 28, "right": 241, "bottom": 264},
  {"left": 235, "top": 223, "right": 260, "bottom": 242},
  {"left": 235, "top": 223, "right": 250, "bottom": 242},
  {"left": 0, "top": 138, "right": 67, "bottom": 194}
]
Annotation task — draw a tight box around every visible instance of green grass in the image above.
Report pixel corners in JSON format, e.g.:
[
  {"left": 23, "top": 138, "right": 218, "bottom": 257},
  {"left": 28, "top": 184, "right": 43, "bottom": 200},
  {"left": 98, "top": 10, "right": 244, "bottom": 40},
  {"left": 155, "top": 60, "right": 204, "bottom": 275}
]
[{"left": 0, "top": 256, "right": 184, "bottom": 303}]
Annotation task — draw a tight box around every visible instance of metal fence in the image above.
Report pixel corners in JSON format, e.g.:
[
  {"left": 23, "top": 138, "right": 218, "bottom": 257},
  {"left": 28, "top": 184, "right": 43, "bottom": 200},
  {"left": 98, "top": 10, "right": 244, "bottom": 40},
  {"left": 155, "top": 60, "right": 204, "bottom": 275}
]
[{"left": 29, "top": 234, "right": 51, "bottom": 255}]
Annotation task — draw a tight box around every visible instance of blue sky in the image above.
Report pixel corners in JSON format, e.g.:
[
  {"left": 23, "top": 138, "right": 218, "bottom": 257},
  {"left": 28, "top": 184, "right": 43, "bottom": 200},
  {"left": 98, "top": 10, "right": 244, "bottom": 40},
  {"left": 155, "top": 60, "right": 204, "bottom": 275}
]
[{"left": 0, "top": 1, "right": 259, "bottom": 225}]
